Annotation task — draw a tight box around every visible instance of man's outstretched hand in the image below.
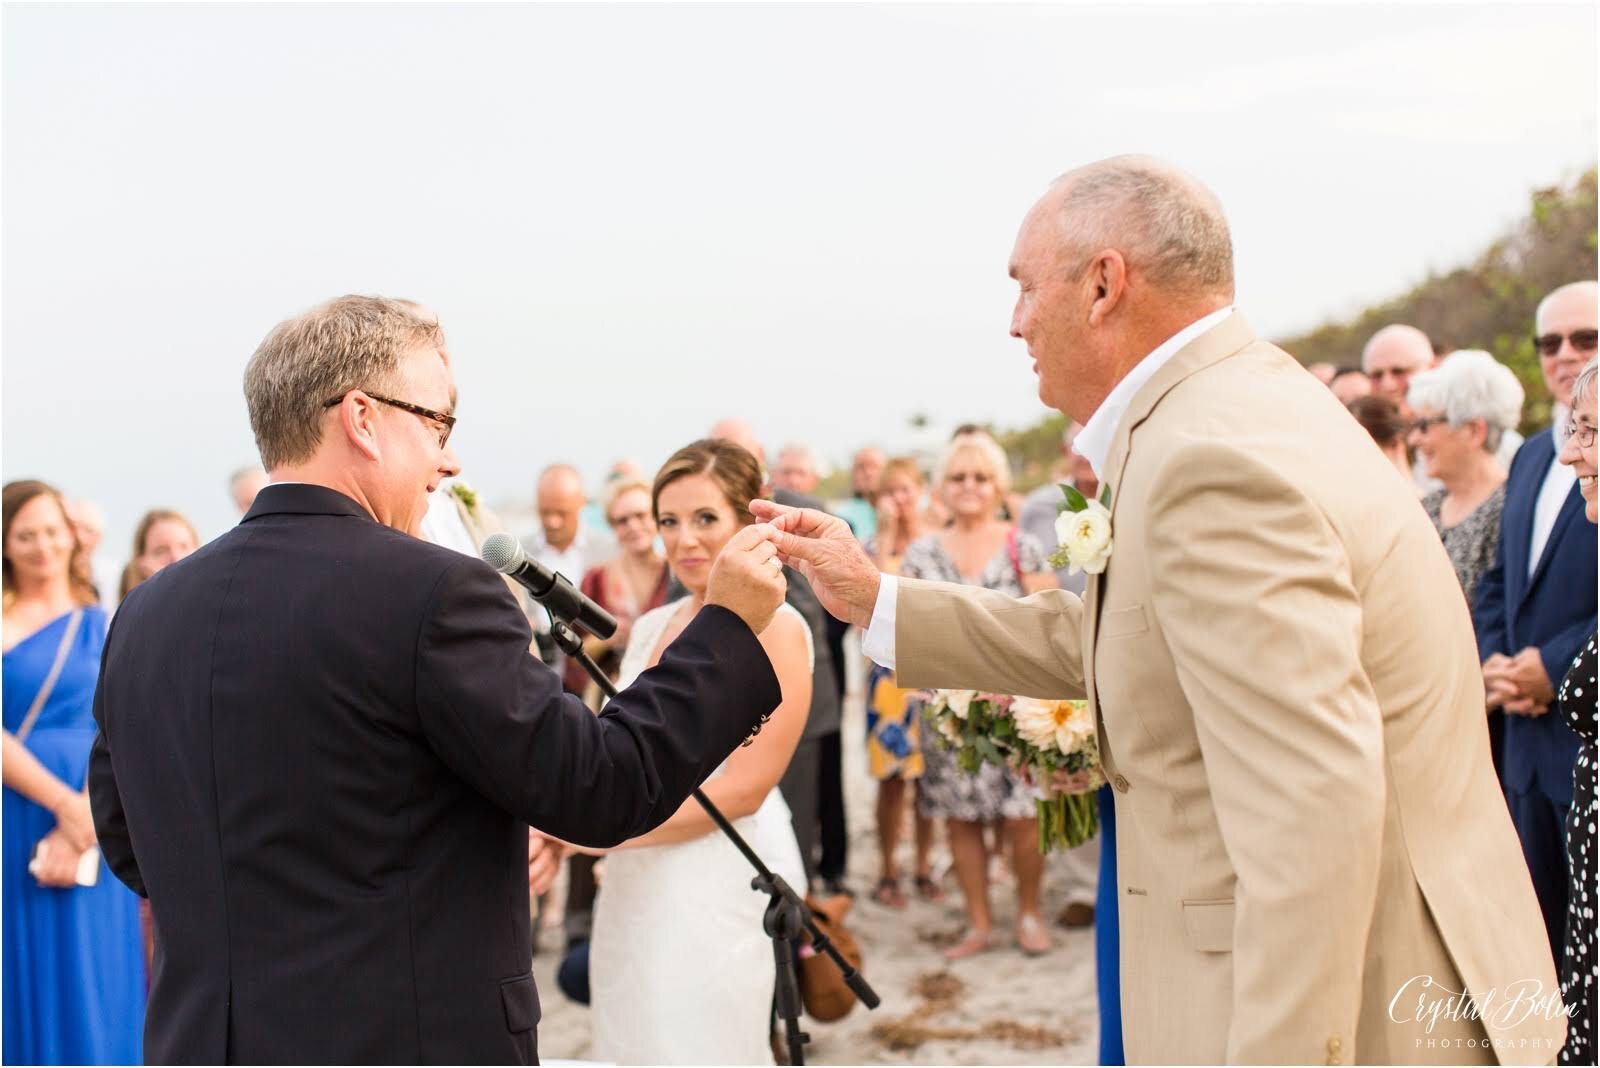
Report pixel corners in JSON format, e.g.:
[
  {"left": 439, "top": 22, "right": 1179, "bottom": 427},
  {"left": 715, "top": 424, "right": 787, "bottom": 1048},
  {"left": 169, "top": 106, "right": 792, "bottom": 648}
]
[{"left": 749, "top": 500, "right": 882, "bottom": 629}]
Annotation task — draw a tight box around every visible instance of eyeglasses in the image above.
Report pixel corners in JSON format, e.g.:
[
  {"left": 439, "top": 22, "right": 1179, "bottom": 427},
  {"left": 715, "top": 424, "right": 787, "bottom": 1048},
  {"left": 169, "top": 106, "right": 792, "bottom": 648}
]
[
  {"left": 1533, "top": 329, "right": 1599, "bottom": 358},
  {"left": 1407, "top": 416, "right": 1449, "bottom": 434},
  {"left": 323, "top": 391, "right": 456, "bottom": 449},
  {"left": 1564, "top": 420, "right": 1598, "bottom": 449}
]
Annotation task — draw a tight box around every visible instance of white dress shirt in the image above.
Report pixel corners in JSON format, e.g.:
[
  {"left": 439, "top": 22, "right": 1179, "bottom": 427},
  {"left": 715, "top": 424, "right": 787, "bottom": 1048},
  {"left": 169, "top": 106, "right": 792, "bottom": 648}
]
[
  {"left": 1528, "top": 409, "right": 1577, "bottom": 578},
  {"left": 522, "top": 524, "right": 617, "bottom": 632},
  {"left": 417, "top": 481, "right": 482, "bottom": 558},
  {"left": 862, "top": 306, "right": 1235, "bottom": 670}
]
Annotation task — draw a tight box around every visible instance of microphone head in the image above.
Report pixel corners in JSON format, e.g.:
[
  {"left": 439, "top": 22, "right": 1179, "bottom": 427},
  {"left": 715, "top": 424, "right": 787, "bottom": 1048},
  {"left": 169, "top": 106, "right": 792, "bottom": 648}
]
[{"left": 480, "top": 532, "right": 525, "bottom": 575}]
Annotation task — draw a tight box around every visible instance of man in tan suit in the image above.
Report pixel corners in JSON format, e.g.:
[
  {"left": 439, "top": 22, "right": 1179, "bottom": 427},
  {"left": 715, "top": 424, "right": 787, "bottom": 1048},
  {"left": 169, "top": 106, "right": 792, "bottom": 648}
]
[{"left": 754, "top": 156, "right": 1565, "bottom": 1065}]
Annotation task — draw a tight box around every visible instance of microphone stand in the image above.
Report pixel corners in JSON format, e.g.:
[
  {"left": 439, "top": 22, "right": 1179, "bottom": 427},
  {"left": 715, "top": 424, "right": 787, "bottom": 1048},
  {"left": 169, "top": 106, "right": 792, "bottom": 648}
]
[{"left": 546, "top": 618, "right": 879, "bottom": 1065}]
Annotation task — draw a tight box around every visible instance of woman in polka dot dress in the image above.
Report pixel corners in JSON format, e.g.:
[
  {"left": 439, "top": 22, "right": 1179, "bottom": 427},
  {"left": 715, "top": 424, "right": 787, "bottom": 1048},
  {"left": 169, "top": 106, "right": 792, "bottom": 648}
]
[{"left": 1555, "top": 356, "right": 1597, "bottom": 1066}]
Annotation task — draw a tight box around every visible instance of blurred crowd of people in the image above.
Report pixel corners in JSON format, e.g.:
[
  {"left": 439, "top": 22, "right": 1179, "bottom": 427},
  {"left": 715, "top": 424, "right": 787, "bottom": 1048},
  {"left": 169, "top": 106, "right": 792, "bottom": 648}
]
[{"left": 3, "top": 279, "right": 1595, "bottom": 1064}]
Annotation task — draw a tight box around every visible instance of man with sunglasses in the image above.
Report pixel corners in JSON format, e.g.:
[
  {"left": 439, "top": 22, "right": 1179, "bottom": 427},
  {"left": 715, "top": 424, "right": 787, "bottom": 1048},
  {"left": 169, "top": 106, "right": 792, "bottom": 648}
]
[
  {"left": 85, "top": 295, "right": 792, "bottom": 1064},
  {"left": 1474, "top": 279, "right": 1600, "bottom": 963}
]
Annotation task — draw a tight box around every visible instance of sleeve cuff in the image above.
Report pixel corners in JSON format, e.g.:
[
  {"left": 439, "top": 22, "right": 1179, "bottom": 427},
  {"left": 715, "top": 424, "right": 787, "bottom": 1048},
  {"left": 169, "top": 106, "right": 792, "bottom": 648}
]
[{"left": 860, "top": 574, "right": 898, "bottom": 671}]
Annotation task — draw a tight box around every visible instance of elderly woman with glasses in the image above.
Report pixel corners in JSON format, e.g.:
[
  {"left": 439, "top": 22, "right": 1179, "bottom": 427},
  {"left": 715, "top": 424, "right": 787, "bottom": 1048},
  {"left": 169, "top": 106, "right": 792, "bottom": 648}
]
[
  {"left": 1553, "top": 357, "right": 1597, "bottom": 1065},
  {"left": 1405, "top": 350, "right": 1526, "bottom": 605}
]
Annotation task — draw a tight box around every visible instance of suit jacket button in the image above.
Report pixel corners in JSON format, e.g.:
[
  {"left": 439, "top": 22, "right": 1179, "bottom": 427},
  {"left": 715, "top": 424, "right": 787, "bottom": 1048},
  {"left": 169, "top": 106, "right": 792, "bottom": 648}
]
[{"left": 1113, "top": 774, "right": 1130, "bottom": 792}]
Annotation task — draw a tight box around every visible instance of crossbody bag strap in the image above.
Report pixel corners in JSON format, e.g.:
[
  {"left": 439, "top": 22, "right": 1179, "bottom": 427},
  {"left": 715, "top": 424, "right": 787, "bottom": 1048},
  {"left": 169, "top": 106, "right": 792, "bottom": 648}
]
[{"left": 15, "top": 609, "right": 84, "bottom": 745}]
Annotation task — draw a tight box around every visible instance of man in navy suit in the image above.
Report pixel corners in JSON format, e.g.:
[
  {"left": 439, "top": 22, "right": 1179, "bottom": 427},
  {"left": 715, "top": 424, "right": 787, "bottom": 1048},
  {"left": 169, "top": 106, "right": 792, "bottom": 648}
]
[
  {"left": 88, "top": 296, "right": 791, "bottom": 1064},
  {"left": 1474, "top": 279, "right": 1599, "bottom": 956}
]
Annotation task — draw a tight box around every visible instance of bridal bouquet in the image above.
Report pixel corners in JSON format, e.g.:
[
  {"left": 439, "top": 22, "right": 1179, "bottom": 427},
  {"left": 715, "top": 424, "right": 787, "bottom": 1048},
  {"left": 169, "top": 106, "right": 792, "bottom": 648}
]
[{"left": 920, "top": 689, "right": 1102, "bottom": 853}]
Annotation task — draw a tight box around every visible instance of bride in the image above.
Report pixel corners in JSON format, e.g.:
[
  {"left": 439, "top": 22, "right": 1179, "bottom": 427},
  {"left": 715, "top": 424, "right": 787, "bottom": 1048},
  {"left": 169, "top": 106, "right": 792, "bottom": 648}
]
[{"left": 588, "top": 438, "right": 812, "bottom": 1065}]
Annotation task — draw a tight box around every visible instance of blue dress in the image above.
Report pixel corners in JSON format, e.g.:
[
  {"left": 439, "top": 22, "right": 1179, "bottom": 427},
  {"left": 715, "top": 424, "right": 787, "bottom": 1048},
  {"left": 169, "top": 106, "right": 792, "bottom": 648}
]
[{"left": 4, "top": 607, "right": 145, "bottom": 1065}]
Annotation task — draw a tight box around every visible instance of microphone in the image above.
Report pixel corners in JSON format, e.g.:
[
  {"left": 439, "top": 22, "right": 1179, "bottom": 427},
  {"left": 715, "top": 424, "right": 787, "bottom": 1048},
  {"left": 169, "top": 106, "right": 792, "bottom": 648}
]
[{"left": 480, "top": 532, "right": 618, "bottom": 641}]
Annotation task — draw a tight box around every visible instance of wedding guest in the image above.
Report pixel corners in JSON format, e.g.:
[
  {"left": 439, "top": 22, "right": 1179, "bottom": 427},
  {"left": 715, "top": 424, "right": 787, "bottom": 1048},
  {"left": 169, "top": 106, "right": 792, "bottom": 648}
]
[
  {"left": 834, "top": 446, "right": 886, "bottom": 541},
  {"left": 1329, "top": 367, "right": 1372, "bottom": 405},
  {"left": 1406, "top": 350, "right": 1525, "bottom": 605},
  {"left": 1347, "top": 395, "right": 1417, "bottom": 490},
  {"left": 229, "top": 464, "right": 269, "bottom": 516},
  {"left": 902, "top": 434, "right": 1057, "bottom": 959},
  {"left": 524, "top": 464, "right": 616, "bottom": 673},
  {"left": 571, "top": 479, "right": 670, "bottom": 699},
  {"left": 1362, "top": 323, "right": 1434, "bottom": 417},
  {"left": 1307, "top": 361, "right": 1337, "bottom": 386},
  {"left": 772, "top": 443, "right": 821, "bottom": 497},
  {"left": 1554, "top": 356, "right": 1597, "bottom": 1066},
  {"left": 63, "top": 497, "right": 117, "bottom": 608},
  {"left": 117, "top": 509, "right": 200, "bottom": 602},
  {"left": 864, "top": 458, "right": 938, "bottom": 907},
  {"left": 587, "top": 439, "right": 810, "bottom": 1064},
  {"left": 1476, "top": 280, "right": 1599, "bottom": 959},
  {"left": 3, "top": 480, "right": 144, "bottom": 1064}
]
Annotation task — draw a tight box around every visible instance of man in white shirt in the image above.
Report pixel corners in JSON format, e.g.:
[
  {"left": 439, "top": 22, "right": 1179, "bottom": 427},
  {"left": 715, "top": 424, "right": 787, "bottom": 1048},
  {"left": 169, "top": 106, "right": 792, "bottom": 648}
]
[
  {"left": 756, "top": 155, "right": 1560, "bottom": 1063},
  {"left": 522, "top": 464, "right": 615, "bottom": 669}
]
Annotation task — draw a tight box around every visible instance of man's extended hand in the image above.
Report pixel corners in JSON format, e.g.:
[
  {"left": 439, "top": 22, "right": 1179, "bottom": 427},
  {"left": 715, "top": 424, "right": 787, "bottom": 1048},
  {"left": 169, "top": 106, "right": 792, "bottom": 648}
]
[
  {"left": 705, "top": 523, "right": 787, "bottom": 634},
  {"left": 749, "top": 500, "right": 881, "bottom": 629}
]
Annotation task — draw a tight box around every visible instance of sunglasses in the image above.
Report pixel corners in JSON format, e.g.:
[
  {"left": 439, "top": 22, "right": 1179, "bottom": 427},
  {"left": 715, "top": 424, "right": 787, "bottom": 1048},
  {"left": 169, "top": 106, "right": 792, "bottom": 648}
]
[{"left": 1533, "top": 329, "right": 1599, "bottom": 358}]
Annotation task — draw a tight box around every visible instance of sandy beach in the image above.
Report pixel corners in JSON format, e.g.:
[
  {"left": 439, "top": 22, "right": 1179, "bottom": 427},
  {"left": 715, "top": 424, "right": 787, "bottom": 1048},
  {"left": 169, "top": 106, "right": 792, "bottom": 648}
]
[{"left": 532, "top": 637, "right": 1103, "bottom": 1065}]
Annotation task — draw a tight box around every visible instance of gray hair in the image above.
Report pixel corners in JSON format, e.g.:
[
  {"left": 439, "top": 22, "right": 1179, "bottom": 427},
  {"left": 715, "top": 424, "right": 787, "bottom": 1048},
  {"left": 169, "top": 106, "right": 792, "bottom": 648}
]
[
  {"left": 775, "top": 442, "right": 817, "bottom": 469},
  {"left": 1405, "top": 350, "right": 1525, "bottom": 453},
  {"left": 1574, "top": 357, "right": 1599, "bottom": 411},
  {"left": 244, "top": 295, "right": 442, "bottom": 470},
  {"left": 1053, "top": 155, "right": 1234, "bottom": 298},
  {"left": 936, "top": 431, "right": 1013, "bottom": 495}
]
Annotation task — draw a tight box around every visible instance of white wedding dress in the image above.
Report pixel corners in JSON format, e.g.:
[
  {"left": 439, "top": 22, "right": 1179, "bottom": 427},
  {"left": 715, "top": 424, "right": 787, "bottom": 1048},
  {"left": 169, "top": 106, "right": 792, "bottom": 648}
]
[{"left": 589, "top": 599, "right": 810, "bottom": 1066}]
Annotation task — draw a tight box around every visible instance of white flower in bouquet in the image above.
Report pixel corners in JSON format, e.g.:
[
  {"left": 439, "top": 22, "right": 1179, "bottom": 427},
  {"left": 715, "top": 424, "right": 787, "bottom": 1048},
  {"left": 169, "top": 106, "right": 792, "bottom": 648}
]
[
  {"left": 944, "top": 690, "right": 977, "bottom": 720},
  {"left": 1053, "top": 500, "right": 1113, "bottom": 575},
  {"left": 1013, "top": 697, "right": 1096, "bottom": 755}
]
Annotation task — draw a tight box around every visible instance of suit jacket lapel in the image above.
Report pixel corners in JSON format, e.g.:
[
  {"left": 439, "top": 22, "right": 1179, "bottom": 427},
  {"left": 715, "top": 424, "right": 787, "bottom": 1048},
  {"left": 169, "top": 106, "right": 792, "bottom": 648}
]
[
  {"left": 1523, "top": 483, "right": 1587, "bottom": 608},
  {"left": 1084, "top": 312, "right": 1258, "bottom": 686},
  {"left": 1502, "top": 431, "right": 1550, "bottom": 611}
]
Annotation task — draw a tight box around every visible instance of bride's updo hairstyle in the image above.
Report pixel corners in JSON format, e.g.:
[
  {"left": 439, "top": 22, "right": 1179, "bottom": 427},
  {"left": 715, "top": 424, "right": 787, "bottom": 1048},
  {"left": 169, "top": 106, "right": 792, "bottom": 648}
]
[{"left": 652, "top": 439, "right": 765, "bottom": 526}]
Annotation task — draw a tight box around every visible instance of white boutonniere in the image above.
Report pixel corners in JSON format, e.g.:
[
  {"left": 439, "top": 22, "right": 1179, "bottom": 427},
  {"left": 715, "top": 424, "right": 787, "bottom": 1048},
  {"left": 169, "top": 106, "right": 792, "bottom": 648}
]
[
  {"left": 449, "top": 481, "right": 479, "bottom": 514},
  {"left": 1048, "top": 483, "right": 1113, "bottom": 575}
]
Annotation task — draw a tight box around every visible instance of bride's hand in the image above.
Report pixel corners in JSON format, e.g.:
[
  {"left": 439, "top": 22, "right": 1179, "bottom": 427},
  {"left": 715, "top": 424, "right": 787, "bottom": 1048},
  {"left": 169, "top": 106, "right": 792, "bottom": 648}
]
[{"left": 527, "top": 829, "right": 566, "bottom": 896}]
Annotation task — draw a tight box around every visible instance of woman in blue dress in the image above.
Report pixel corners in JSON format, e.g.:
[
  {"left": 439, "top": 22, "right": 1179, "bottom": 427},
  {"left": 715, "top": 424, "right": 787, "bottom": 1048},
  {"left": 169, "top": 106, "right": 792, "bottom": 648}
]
[{"left": 3, "top": 480, "right": 144, "bottom": 1065}]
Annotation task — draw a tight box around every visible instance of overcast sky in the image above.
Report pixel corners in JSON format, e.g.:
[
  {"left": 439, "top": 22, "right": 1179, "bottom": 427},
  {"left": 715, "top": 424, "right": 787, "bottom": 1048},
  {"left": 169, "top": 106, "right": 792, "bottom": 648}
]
[{"left": 3, "top": 2, "right": 1596, "bottom": 555}]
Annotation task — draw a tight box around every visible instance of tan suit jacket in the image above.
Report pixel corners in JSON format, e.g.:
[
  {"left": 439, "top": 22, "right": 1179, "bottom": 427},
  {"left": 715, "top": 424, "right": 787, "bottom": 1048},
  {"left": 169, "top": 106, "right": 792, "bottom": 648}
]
[{"left": 896, "top": 314, "right": 1564, "bottom": 1065}]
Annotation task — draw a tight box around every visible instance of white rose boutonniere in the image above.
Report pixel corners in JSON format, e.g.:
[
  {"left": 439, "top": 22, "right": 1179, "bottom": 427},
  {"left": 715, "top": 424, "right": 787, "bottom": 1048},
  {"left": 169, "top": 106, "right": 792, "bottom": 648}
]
[{"left": 1048, "top": 483, "right": 1113, "bottom": 575}]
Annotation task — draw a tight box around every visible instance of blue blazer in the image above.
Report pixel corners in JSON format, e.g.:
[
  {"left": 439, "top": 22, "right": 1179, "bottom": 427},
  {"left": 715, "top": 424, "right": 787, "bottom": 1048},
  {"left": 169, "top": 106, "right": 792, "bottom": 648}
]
[{"left": 1473, "top": 429, "right": 1597, "bottom": 805}]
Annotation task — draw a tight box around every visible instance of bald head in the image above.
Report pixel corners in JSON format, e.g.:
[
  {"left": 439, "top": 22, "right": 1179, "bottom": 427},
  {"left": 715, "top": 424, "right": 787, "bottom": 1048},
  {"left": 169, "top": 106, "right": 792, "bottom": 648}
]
[
  {"left": 708, "top": 418, "right": 765, "bottom": 467},
  {"left": 1535, "top": 281, "right": 1599, "bottom": 408},
  {"left": 1043, "top": 154, "right": 1234, "bottom": 299},
  {"left": 536, "top": 464, "right": 585, "bottom": 551},
  {"left": 1362, "top": 325, "right": 1434, "bottom": 408}
]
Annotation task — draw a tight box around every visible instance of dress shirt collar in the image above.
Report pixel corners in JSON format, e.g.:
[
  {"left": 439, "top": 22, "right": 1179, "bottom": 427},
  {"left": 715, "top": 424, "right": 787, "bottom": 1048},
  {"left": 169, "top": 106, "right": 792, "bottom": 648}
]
[{"left": 1074, "top": 306, "right": 1234, "bottom": 480}]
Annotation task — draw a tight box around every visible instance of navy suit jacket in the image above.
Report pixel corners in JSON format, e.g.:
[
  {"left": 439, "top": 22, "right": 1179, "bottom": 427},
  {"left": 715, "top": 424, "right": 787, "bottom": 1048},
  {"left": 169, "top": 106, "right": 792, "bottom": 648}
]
[
  {"left": 1473, "top": 429, "right": 1596, "bottom": 805},
  {"left": 88, "top": 485, "right": 780, "bottom": 1065}
]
